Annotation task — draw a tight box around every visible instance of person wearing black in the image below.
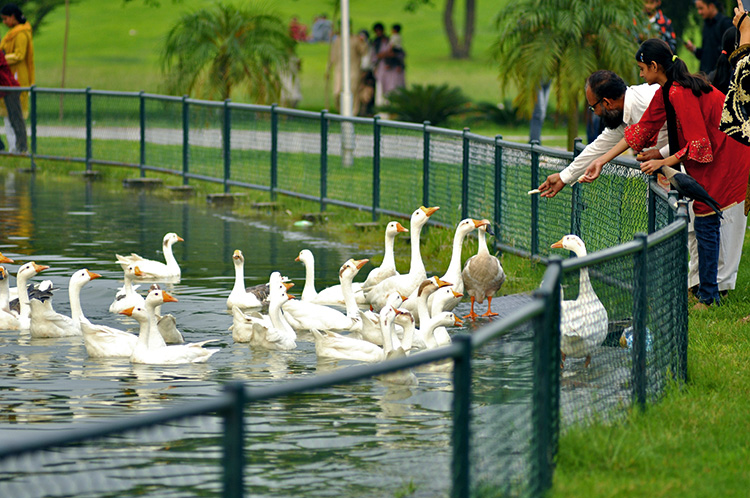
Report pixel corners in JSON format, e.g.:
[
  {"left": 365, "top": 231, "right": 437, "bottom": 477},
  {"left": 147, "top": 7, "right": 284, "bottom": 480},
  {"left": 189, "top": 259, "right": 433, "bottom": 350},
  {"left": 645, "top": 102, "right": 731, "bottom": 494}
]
[{"left": 685, "top": 0, "right": 734, "bottom": 74}]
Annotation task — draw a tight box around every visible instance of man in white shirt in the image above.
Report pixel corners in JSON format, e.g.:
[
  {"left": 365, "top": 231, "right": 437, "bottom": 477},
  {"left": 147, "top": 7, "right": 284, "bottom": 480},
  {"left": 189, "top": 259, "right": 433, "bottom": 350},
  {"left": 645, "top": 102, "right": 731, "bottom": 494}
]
[{"left": 537, "top": 69, "right": 667, "bottom": 197}]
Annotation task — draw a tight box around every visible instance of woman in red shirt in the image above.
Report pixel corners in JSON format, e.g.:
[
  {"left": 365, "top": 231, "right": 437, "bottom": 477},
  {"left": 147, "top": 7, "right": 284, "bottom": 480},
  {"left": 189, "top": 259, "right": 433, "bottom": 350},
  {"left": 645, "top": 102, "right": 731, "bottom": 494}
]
[{"left": 582, "top": 38, "right": 750, "bottom": 306}]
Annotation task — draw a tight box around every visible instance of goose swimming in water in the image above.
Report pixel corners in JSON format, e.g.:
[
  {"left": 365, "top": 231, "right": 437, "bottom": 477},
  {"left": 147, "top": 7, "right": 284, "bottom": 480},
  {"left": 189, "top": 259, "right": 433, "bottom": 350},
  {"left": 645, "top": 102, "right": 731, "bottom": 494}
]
[{"left": 116, "top": 232, "right": 183, "bottom": 281}]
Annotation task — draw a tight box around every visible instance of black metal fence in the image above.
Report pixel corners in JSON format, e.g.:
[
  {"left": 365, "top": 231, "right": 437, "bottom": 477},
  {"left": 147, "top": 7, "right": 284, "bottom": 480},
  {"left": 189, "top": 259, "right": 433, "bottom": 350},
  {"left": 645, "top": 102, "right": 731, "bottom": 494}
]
[{"left": 0, "top": 86, "right": 689, "bottom": 497}]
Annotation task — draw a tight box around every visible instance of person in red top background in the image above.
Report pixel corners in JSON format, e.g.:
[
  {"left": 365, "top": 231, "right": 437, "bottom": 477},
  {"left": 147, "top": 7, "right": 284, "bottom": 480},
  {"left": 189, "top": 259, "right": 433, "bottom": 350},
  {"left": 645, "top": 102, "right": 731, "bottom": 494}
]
[
  {"left": 581, "top": 38, "right": 750, "bottom": 307},
  {"left": 0, "top": 49, "right": 25, "bottom": 153}
]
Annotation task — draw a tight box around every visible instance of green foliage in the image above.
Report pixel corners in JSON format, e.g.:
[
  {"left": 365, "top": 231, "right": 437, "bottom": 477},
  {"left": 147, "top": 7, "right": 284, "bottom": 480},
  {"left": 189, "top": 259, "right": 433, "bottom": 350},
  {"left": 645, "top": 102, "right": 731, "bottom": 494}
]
[
  {"left": 12, "top": 0, "right": 74, "bottom": 34},
  {"left": 468, "top": 100, "right": 525, "bottom": 127},
  {"left": 161, "top": 2, "right": 295, "bottom": 103},
  {"left": 377, "top": 83, "right": 471, "bottom": 126}
]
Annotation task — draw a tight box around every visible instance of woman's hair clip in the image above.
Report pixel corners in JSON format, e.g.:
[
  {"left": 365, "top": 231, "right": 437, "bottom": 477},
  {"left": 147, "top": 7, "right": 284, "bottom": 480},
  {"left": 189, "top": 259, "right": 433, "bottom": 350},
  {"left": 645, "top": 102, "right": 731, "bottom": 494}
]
[{"left": 672, "top": 54, "right": 678, "bottom": 62}]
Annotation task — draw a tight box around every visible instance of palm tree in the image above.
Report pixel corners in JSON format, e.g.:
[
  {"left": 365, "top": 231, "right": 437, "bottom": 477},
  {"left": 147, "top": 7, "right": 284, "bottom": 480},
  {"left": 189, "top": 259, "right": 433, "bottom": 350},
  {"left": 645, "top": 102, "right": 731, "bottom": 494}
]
[
  {"left": 161, "top": 2, "right": 295, "bottom": 103},
  {"left": 491, "top": 0, "right": 647, "bottom": 150}
]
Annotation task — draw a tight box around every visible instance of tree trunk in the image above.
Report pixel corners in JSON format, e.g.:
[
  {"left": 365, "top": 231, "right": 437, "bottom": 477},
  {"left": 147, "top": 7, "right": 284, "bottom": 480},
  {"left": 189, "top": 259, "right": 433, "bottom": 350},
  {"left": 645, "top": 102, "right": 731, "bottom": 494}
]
[
  {"left": 443, "top": 0, "right": 461, "bottom": 58},
  {"left": 460, "top": 0, "right": 475, "bottom": 58},
  {"left": 444, "top": 0, "right": 475, "bottom": 59}
]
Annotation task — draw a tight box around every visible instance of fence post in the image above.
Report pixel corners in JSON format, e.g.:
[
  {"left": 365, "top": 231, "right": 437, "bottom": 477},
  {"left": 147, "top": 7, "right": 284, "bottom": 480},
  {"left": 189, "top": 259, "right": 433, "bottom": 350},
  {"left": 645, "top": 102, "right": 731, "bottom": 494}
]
[
  {"left": 676, "top": 200, "right": 689, "bottom": 382},
  {"left": 633, "top": 232, "right": 648, "bottom": 410},
  {"left": 422, "top": 121, "right": 430, "bottom": 208},
  {"left": 530, "top": 139, "right": 540, "bottom": 257},
  {"left": 570, "top": 138, "right": 582, "bottom": 237},
  {"left": 320, "top": 110, "right": 328, "bottom": 211},
  {"left": 139, "top": 91, "right": 146, "bottom": 178},
  {"left": 372, "top": 116, "right": 381, "bottom": 222},
  {"left": 85, "top": 87, "right": 92, "bottom": 173},
  {"left": 223, "top": 99, "right": 231, "bottom": 193},
  {"left": 30, "top": 85, "right": 36, "bottom": 173},
  {"left": 494, "top": 135, "right": 503, "bottom": 246},
  {"left": 531, "top": 257, "right": 561, "bottom": 496},
  {"left": 222, "top": 382, "right": 245, "bottom": 498},
  {"left": 647, "top": 175, "right": 657, "bottom": 233},
  {"left": 461, "top": 128, "right": 470, "bottom": 220},
  {"left": 451, "top": 334, "right": 472, "bottom": 498},
  {"left": 270, "top": 104, "right": 278, "bottom": 201},
  {"left": 182, "top": 95, "right": 189, "bottom": 185}
]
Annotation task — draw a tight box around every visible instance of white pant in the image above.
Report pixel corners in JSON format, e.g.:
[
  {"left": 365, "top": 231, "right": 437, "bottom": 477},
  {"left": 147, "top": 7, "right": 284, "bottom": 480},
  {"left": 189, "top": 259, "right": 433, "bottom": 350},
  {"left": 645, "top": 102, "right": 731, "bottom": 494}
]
[
  {"left": 688, "top": 202, "right": 747, "bottom": 291},
  {"left": 4, "top": 117, "right": 16, "bottom": 151}
]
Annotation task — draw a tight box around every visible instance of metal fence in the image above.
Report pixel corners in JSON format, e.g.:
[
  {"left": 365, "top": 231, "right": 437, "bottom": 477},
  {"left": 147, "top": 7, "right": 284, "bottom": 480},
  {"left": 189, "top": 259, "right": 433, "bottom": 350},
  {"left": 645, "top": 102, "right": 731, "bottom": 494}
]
[{"left": 0, "top": 86, "right": 689, "bottom": 497}]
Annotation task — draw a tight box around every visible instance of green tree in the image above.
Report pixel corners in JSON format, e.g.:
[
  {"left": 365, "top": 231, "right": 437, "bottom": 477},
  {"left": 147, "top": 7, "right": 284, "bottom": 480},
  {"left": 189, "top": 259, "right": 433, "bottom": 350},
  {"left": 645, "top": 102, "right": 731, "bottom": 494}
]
[
  {"left": 406, "top": 0, "right": 477, "bottom": 59},
  {"left": 491, "top": 0, "right": 645, "bottom": 150},
  {"left": 160, "top": 2, "right": 295, "bottom": 103}
]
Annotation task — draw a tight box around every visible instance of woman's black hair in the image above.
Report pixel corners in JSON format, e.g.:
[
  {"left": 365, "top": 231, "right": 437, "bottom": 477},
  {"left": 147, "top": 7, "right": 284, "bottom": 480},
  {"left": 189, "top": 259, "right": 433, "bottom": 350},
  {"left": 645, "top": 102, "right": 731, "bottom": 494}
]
[
  {"left": 635, "top": 38, "right": 712, "bottom": 97},
  {"left": 710, "top": 27, "right": 738, "bottom": 95},
  {"left": 0, "top": 4, "right": 26, "bottom": 24}
]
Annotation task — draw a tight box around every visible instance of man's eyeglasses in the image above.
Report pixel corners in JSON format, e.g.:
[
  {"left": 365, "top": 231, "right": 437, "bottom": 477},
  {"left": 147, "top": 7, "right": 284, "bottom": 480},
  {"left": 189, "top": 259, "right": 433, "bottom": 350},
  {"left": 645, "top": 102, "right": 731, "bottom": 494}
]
[{"left": 588, "top": 97, "right": 605, "bottom": 113}]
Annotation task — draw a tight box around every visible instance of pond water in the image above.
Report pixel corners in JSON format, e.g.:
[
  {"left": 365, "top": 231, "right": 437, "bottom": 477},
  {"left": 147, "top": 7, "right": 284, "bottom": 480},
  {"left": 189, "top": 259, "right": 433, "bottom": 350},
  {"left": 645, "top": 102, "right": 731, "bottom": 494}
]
[{"left": 0, "top": 171, "right": 630, "bottom": 497}]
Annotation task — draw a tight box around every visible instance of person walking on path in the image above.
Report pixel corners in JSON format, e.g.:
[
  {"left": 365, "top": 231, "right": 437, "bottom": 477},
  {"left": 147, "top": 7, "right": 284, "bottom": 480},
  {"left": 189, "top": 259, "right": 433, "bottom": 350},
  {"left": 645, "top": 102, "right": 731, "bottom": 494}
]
[
  {"left": 685, "top": 0, "right": 734, "bottom": 74},
  {"left": 581, "top": 39, "right": 750, "bottom": 307},
  {"left": 0, "top": 50, "right": 25, "bottom": 153},
  {"left": 0, "top": 3, "right": 33, "bottom": 153}
]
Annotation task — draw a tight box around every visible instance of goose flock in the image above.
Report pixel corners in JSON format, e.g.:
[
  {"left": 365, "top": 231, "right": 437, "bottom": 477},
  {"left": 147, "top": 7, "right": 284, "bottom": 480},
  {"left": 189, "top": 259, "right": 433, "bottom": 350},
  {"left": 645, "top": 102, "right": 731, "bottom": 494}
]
[{"left": 0, "top": 206, "right": 612, "bottom": 372}]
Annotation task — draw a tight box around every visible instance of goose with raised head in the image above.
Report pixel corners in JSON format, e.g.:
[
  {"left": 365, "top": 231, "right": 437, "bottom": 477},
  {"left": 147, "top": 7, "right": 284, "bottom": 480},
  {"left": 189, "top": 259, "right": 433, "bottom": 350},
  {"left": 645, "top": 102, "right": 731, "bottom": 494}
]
[
  {"left": 283, "top": 259, "right": 368, "bottom": 332},
  {"left": 15, "top": 262, "right": 50, "bottom": 331},
  {"left": 361, "top": 221, "right": 409, "bottom": 289},
  {"left": 29, "top": 269, "right": 97, "bottom": 338},
  {"left": 462, "top": 220, "right": 506, "bottom": 320},
  {"left": 123, "top": 288, "right": 219, "bottom": 364},
  {"left": 109, "top": 263, "right": 145, "bottom": 314},
  {"left": 376, "top": 305, "right": 418, "bottom": 385},
  {"left": 409, "top": 277, "right": 452, "bottom": 346},
  {"left": 0, "top": 266, "right": 19, "bottom": 330},
  {"left": 422, "top": 312, "right": 462, "bottom": 350},
  {"left": 145, "top": 284, "right": 184, "bottom": 344},
  {"left": 229, "top": 272, "right": 297, "bottom": 350},
  {"left": 116, "top": 232, "right": 183, "bottom": 280},
  {"left": 295, "top": 249, "right": 366, "bottom": 307},
  {"left": 428, "top": 286, "right": 464, "bottom": 347},
  {"left": 551, "top": 235, "right": 609, "bottom": 368},
  {"left": 364, "top": 206, "right": 439, "bottom": 310},
  {"left": 226, "top": 249, "right": 269, "bottom": 310}
]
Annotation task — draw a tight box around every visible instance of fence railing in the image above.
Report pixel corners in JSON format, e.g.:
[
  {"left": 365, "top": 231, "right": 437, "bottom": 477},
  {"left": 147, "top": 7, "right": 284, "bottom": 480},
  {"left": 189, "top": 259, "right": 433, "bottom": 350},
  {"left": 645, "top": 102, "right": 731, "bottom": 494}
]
[{"left": 0, "top": 87, "right": 689, "bottom": 497}]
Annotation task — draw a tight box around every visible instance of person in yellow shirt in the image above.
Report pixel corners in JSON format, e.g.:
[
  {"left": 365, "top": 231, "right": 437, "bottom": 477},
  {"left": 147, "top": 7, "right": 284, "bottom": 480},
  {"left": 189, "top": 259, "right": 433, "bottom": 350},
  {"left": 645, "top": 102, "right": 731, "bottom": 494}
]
[{"left": 1, "top": 4, "right": 33, "bottom": 152}]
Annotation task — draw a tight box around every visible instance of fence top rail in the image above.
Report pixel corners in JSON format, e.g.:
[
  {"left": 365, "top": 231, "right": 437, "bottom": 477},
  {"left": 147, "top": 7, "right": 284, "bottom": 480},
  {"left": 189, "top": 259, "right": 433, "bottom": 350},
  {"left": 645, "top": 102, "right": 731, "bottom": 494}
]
[
  {"left": 648, "top": 217, "right": 687, "bottom": 246},
  {"left": 424, "top": 124, "right": 464, "bottom": 137},
  {"left": 325, "top": 113, "right": 377, "bottom": 125},
  {"left": 0, "top": 85, "right": 31, "bottom": 91},
  {"left": 472, "top": 298, "right": 546, "bottom": 347},
  {"left": 560, "top": 238, "right": 643, "bottom": 273},
  {"left": 141, "top": 92, "right": 185, "bottom": 102},
  {"left": 0, "top": 392, "right": 236, "bottom": 460},
  {"left": 275, "top": 106, "right": 323, "bottom": 119},
  {"left": 30, "top": 86, "right": 85, "bottom": 94},
  {"left": 89, "top": 89, "right": 141, "bottom": 98},
  {"left": 185, "top": 97, "right": 225, "bottom": 108}
]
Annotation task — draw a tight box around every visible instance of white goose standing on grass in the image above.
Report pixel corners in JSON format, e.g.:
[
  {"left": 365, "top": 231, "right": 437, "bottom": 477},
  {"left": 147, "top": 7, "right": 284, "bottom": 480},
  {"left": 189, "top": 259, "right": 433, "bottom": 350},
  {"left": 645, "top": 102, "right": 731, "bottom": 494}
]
[
  {"left": 226, "top": 249, "right": 269, "bottom": 310},
  {"left": 116, "top": 232, "right": 183, "bottom": 281},
  {"left": 361, "top": 221, "right": 409, "bottom": 289},
  {"left": 551, "top": 235, "right": 609, "bottom": 368},
  {"left": 462, "top": 220, "right": 506, "bottom": 320},
  {"left": 364, "top": 206, "right": 439, "bottom": 311},
  {"left": 0, "top": 266, "right": 19, "bottom": 330},
  {"left": 109, "top": 263, "right": 145, "bottom": 314},
  {"left": 229, "top": 272, "right": 297, "bottom": 350},
  {"left": 15, "top": 262, "right": 50, "bottom": 331},
  {"left": 295, "top": 249, "right": 366, "bottom": 307},
  {"left": 123, "top": 288, "right": 219, "bottom": 364}
]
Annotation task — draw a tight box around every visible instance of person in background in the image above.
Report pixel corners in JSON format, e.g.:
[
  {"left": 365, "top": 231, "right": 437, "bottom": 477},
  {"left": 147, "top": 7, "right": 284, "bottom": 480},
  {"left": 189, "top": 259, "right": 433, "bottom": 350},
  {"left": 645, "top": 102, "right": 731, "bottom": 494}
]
[
  {"left": 0, "top": 3, "right": 33, "bottom": 153},
  {"left": 0, "top": 50, "right": 24, "bottom": 152},
  {"left": 709, "top": 26, "right": 738, "bottom": 94},
  {"left": 685, "top": 0, "right": 733, "bottom": 74},
  {"left": 720, "top": 0, "right": 749, "bottom": 147},
  {"left": 327, "top": 23, "right": 369, "bottom": 115},
  {"left": 309, "top": 14, "right": 332, "bottom": 43},
  {"left": 288, "top": 16, "right": 308, "bottom": 42},
  {"left": 642, "top": 0, "right": 678, "bottom": 52},
  {"left": 582, "top": 39, "right": 750, "bottom": 307}
]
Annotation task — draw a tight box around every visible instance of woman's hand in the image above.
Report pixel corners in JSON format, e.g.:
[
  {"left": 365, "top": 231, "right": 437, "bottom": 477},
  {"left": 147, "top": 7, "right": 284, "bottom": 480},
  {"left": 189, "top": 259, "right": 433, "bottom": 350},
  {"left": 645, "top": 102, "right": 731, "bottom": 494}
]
[
  {"left": 580, "top": 158, "right": 605, "bottom": 183},
  {"left": 640, "top": 159, "right": 664, "bottom": 175}
]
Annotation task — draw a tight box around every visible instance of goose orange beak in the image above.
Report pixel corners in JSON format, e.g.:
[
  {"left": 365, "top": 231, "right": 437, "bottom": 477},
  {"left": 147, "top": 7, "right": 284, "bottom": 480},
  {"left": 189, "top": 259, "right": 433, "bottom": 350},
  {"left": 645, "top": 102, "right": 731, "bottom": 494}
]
[
  {"left": 133, "top": 266, "right": 144, "bottom": 276},
  {"left": 120, "top": 306, "right": 134, "bottom": 316},
  {"left": 421, "top": 206, "right": 440, "bottom": 217},
  {"left": 551, "top": 238, "right": 564, "bottom": 249},
  {"left": 162, "top": 291, "right": 178, "bottom": 303},
  {"left": 287, "top": 293, "right": 295, "bottom": 299},
  {"left": 434, "top": 277, "right": 452, "bottom": 288},
  {"left": 177, "top": 236, "right": 184, "bottom": 242},
  {"left": 452, "top": 290, "right": 463, "bottom": 298},
  {"left": 284, "top": 282, "right": 295, "bottom": 290},
  {"left": 86, "top": 270, "right": 101, "bottom": 280},
  {"left": 354, "top": 259, "right": 369, "bottom": 270},
  {"left": 33, "top": 263, "right": 50, "bottom": 273},
  {"left": 233, "top": 249, "right": 242, "bottom": 259},
  {"left": 454, "top": 316, "right": 464, "bottom": 326},
  {"left": 395, "top": 222, "right": 408, "bottom": 232},
  {"left": 0, "top": 252, "right": 14, "bottom": 264}
]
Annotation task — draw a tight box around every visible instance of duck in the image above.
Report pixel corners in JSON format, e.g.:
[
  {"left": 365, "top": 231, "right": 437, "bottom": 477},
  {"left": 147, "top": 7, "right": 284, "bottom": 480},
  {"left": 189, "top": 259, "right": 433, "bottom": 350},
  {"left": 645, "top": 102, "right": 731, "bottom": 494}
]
[
  {"left": 428, "top": 285, "right": 464, "bottom": 347},
  {"left": 226, "top": 249, "right": 269, "bottom": 310},
  {"left": 375, "top": 305, "right": 418, "bottom": 385},
  {"left": 409, "top": 277, "right": 452, "bottom": 344},
  {"left": 145, "top": 284, "right": 184, "bottom": 344},
  {"left": 364, "top": 206, "right": 439, "bottom": 310},
  {"left": 422, "top": 312, "right": 462, "bottom": 350},
  {"left": 116, "top": 232, "right": 183, "bottom": 280},
  {"left": 283, "top": 259, "right": 368, "bottom": 332},
  {"left": 15, "top": 262, "right": 51, "bottom": 331},
  {"left": 361, "top": 221, "right": 409, "bottom": 289},
  {"left": 294, "top": 249, "right": 367, "bottom": 307},
  {"left": 461, "top": 220, "right": 506, "bottom": 320},
  {"left": 29, "top": 269, "right": 95, "bottom": 338},
  {"left": 229, "top": 272, "right": 297, "bottom": 349},
  {"left": 0, "top": 265, "right": 20, "bottom": 330},
  {"left": 123, "top": 288, "right": 219, "bottom": 364},
  {"left": 350, "top": 291, "right": 404, "bottom": 346},
  {"left": 109, "top": 263, "right": 145, "bottom": 314},
  {"left": 551, "top": 235, "right": 609, "bottom": 368}
]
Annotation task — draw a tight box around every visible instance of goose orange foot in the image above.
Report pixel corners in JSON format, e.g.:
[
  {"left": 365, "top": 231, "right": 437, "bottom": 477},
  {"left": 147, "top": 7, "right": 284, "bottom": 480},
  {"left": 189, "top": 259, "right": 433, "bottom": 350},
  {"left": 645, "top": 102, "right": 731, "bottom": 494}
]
[{"left": 463, "top": 296, "right": 479, "bottom": 321}]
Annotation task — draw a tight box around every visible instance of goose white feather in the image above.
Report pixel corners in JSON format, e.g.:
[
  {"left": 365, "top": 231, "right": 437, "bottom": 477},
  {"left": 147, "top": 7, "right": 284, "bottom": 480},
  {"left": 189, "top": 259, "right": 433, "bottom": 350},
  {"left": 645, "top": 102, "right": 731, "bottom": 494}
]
[
  {"left": 116, "top": 232, "right": 183, "bottom": 280},
  {"left": 361, "top": 221, "right": 408, "bottom": 289},
  {"left": 294, "top": 249, "right": 366, "bottom": 307},
  {"left": 226, "top": 249, "right": 266, "bottom": 310},
  {"left": 0, "top": 265, "right": 20, "bottom": 330},
  {"left": 109, "top": 263, "right": 145, "bottom": 314},
  {"left": 15, "top": 262, "right": 49, "bottom": 330}
]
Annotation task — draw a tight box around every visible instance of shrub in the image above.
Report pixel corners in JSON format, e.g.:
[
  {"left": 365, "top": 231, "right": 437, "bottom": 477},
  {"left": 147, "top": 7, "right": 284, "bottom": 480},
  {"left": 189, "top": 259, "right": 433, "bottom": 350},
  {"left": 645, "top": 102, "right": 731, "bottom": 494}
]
[{"left": 377, "top": 83, "right": 471, "bottom": 127}]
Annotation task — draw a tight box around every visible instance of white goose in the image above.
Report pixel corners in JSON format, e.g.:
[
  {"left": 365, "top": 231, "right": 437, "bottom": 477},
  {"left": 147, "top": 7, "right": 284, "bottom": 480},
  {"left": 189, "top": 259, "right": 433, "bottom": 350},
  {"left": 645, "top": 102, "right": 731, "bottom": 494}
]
[
  {"left": 462, "top": 220, "right": 506, "bottom": 320},
  {"left": 283, "top": 259, "right": 368, "bottom": 332},
  {"left": 410, "top": 277, "right": 452, "bottom": 345},
  {"left": 364, "top": 206, "right": 439, "bottom": 310},
  {"left": 116, "top": 232, "right": 183, "bottom": 280},
  {"left": 551, "top": 235, "right": 609, "bottom": 368},
  {"left": 295, "top": 249, "right": 366, "bottom": 307},
  {"left": 123, "top": 288, "right": 219, "bottom": 364},
  {"left": 422, "top": 311, "right": 462, "bottom": 349},
  {"left": 376, "top": 305, "right": 418, "bottom": 386},
  {"left": 226, "top": 249, "right": 269, "bottom": 310},
  {"left": 29, "top": 269, "right": 94, "bottom": 338},
  {"left": 14, "top": 262, "right": 49, "bottom": 332},
  {"left": 428, "top": 286, "right": 464, "bottom": 347},
  {"left": 0, "top": 265, "right": 20, "bottom": 330},
  {"left": 109, "top": 263, "right": 145, "bottom": 314},
  {"left": 361, "top": 221, "right": 409, "bottom": 289},
  {"left": 350, "top": 291, "right": 403, "bottom": 346},
  {"left": 229, "top": 272, "right": 297, "bottom": 350}
]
